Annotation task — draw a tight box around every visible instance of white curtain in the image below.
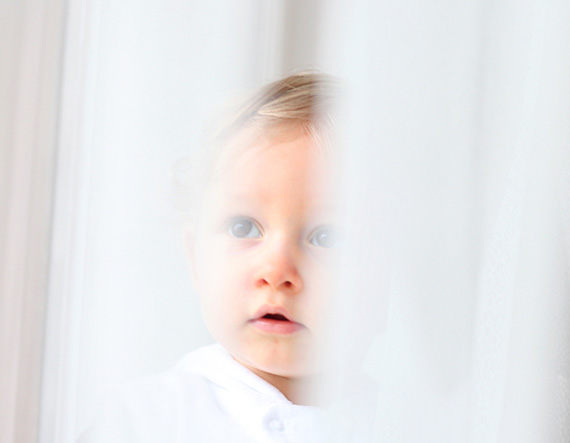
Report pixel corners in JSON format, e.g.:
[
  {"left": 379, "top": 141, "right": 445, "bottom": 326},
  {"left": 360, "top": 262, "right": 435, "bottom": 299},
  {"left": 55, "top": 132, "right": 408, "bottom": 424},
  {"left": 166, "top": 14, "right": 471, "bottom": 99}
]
[{"left": 323, "top": 0, "right": 570, "bottom": 441}]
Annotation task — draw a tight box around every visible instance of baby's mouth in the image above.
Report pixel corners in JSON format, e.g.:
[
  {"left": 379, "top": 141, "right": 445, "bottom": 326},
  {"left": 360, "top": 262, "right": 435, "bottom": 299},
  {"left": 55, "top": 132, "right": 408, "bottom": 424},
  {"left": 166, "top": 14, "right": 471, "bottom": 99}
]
[{"left": 250, "top": 307, "right": 305, "bottom": 334}]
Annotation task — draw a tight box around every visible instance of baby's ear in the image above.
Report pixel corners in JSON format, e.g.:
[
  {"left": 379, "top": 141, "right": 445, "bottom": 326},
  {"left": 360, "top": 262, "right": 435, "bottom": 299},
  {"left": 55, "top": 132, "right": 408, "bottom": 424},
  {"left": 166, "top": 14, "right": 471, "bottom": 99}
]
[{"left": 183, "top": 227, "right": 199, "bottom": 286}]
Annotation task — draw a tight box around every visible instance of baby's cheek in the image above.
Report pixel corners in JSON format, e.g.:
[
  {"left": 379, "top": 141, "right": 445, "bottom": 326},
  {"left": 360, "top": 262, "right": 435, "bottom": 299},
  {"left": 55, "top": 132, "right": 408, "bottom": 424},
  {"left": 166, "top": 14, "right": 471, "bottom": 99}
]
[
  {"left": 304, "top": 266, "right": 336, "bottom": 331},
  {"left": 209, "top": 267, "right": 250, "bottom": 319}
]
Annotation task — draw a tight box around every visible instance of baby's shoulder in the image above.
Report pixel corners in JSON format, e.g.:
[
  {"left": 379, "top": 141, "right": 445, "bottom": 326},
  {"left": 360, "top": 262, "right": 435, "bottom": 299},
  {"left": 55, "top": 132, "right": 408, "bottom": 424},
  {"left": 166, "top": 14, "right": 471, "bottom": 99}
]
[
  {"left": 80, "top": 344, "right": 230, "bottom": 443},
  {"left": 120, "top": 343, "right": 225, "bottom": 409}
]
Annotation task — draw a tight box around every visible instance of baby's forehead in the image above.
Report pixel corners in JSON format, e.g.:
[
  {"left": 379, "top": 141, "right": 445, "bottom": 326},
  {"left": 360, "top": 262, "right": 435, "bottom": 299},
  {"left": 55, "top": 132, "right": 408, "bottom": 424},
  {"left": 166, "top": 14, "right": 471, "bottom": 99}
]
[
  {"left": 212, "top": 124, "right": 324, "bottom": 177},
  {"left": 210, "top": 136, "right": 337, "bottom": 209}
]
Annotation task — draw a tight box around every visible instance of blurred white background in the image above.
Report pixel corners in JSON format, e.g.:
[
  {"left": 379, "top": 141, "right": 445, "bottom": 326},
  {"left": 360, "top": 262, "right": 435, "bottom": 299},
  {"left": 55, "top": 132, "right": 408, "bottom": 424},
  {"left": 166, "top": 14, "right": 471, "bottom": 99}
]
[{"left": 1, "top": 0, "right": 569, "bottom": 442}]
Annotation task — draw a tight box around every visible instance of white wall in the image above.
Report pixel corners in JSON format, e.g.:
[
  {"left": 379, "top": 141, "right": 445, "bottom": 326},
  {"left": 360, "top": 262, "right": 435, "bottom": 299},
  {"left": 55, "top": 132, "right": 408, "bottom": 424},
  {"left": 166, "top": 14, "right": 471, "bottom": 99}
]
[{"left": 0, "top": 1, "right": 66, "bottom": 442}]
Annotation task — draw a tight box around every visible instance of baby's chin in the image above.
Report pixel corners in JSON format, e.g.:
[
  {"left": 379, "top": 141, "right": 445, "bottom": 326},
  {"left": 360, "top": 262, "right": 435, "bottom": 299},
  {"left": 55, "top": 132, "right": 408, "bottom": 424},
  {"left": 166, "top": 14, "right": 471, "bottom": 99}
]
[{"left": 227, "top": 343, "right": 321, "bottom": 379}]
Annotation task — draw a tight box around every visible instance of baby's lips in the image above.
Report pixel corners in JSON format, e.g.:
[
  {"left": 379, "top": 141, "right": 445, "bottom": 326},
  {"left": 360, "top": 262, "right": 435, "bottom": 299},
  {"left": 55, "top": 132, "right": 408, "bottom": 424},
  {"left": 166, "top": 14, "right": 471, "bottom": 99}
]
[{"left": 249, "top": 304, "right": 307, "bottom": 335}]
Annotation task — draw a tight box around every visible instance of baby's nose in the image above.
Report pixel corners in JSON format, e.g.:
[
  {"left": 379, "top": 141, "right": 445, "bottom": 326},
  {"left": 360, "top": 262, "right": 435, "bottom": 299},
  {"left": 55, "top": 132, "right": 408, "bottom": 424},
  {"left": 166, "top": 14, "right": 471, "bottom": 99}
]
[{"left": 253, "top": 242, "right": 303, "bottom": 293}]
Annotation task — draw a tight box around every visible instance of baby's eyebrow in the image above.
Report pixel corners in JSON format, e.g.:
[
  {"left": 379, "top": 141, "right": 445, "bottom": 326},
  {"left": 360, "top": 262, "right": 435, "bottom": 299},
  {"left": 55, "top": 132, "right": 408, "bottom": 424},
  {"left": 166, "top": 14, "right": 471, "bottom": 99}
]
[
  {"left": 220, "top": 193, "right": 262, "bottom": 206},
  {"left": 209, "top": 194, "right": 265, "bottom": 215},
  {"left": 221, "top": 187, "right": 277, "bottom": 205}
]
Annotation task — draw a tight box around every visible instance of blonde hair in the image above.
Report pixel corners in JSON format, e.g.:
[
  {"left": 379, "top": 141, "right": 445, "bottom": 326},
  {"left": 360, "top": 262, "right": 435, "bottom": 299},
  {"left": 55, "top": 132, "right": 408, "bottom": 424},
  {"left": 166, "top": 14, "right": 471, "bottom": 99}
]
[{"left": 174, "top": 72, "right": 340, "bottom": 218}]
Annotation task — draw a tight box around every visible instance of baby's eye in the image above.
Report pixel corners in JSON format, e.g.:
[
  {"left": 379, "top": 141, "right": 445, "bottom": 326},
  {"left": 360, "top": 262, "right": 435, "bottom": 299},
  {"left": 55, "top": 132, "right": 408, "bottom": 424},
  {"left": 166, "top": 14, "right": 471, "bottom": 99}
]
[
  {"left": 228, "top": 218, "right": 262, "bottom": 238},
  {"left": 309, "top": 226, "right": 340, "bottom": 248}
]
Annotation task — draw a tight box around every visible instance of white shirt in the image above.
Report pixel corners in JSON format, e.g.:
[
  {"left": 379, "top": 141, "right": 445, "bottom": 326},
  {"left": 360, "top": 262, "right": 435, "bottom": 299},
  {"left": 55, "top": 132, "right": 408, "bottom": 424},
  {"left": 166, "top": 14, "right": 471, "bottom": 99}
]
[{"left": 80, "top": 344, "right": 356, "bottom": 443}]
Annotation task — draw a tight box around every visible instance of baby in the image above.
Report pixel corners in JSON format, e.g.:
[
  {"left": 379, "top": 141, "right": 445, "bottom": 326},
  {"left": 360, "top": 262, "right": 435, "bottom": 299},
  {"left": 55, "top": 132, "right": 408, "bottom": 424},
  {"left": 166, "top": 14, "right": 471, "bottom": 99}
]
[
  {"left": 187, "top": 72, "right": 341, "bottom": 399},
  {"left": 83, "top": 73, "right": 362, "bottom": 442}
]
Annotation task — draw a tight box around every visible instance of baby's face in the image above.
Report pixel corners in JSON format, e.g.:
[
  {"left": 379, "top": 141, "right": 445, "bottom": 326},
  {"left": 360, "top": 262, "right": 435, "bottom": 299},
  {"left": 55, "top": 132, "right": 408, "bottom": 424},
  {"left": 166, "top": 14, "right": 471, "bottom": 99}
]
[{"left": 190, "top": 129, "right": 339, "bottom": 381}]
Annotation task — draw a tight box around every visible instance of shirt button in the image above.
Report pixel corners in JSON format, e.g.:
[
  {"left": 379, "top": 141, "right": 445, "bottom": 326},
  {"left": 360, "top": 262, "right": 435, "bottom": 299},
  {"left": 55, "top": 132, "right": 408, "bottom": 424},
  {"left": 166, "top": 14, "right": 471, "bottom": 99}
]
[{"left": 267, "top": 418, "right": 284, "bottom": 432}]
